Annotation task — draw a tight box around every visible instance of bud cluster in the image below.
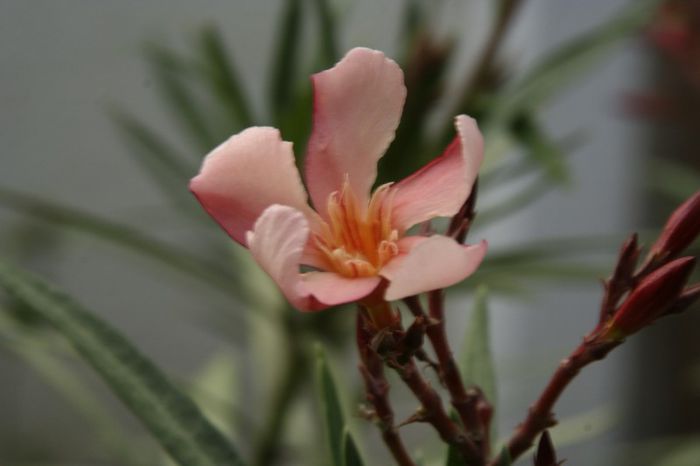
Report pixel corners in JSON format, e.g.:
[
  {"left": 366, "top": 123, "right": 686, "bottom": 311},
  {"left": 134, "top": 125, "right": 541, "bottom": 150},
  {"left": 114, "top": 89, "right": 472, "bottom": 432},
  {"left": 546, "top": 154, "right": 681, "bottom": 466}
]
[{"left": 598, "top": 190, "right": 700, "bottom": 341}]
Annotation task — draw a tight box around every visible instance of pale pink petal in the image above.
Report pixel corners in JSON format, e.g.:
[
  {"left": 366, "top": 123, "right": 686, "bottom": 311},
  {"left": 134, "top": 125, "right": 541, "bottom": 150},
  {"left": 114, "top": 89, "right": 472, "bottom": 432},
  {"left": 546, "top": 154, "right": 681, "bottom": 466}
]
[
  {"left": 246, "top": 205, "right": 379, "bottom": 312},
  {"left": 190, "top": 127, "right": 311, "bottom": 245},
  {"left": 305, "top": 47, "right": 406, "bottom": 211},
  {"left": 381, "top": 236, "right": 487, "bottom": 301},
  {"left": 390, "top": 115, "right": 483, "bottom": 231},
  {"left": 302, "top": 272, "right": 381, "bottom": 307}
]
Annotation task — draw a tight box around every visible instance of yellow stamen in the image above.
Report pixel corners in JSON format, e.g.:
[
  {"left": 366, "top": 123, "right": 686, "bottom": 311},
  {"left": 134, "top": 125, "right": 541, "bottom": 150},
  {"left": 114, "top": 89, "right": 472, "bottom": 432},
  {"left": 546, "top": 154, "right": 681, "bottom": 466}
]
[{"left": 312, "top": 179, "right": 400, "bottom": 278}]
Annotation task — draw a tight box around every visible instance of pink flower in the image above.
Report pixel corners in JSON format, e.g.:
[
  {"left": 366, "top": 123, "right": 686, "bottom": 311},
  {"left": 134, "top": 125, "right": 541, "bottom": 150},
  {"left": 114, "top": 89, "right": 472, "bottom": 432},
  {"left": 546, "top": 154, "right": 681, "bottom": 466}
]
[{"left": 190, "top": 48, "right": 487, "bottom": 312}]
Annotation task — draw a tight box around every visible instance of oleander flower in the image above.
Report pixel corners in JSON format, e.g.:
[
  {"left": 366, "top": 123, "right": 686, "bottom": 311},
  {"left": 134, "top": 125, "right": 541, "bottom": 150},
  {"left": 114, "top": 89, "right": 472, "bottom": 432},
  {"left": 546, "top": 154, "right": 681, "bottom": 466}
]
[{"left": 190, "top": 47, "right": 487, "bottom": 312}]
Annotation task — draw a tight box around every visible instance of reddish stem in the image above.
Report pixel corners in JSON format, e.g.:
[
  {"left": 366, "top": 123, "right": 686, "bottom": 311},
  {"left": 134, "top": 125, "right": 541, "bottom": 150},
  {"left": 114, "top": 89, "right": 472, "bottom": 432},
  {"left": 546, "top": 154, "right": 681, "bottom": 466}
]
[
  {"left": 492, "top": 337, "right": 619, "bottom": 465},
  {"left": 390, "top": 356, "right": 482, "bottom": 464},
  {"left": 358, "top": 358, "right": 416, "bottom": 465}
]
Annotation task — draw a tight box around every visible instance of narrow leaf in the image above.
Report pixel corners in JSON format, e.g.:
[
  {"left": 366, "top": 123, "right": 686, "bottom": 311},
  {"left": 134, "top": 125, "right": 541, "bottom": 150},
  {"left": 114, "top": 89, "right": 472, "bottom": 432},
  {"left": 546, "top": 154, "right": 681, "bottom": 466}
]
[
  {"left": 0, "top": 187, "right": 239, "bottom": 298},
  {"left": 511, "top": 113, "right": 569, "bottom": 184},
  {"left": 460, "top": 285, "right": 497, "bottom": 412},
  {"left": 110, "top": 109, "right": 197, "bottom": 211},
  {"left": 311, "top": 0, "right": 339, "bottom": 67},
  {"left": 199, "top": 27, "right": 254, "bottom": 128},
  {"left": 491, "top": 0, "right": 661, "bottom": 123},
  {"left": 647, "top": 158, "right": 700, "bottom": 203},
  {"left": 145, "top": 44, "right": 216, "bottom": 152},
  {"left": 269, "top": 0, "right": 303, "bottom": 116},
  {"left": 316, "top": 345, "right": 345, "bottom": 466},
  {"left": 0, "top": 313, "right": 139, "bottom": 464},
  {"left": 494, "top": 447, "right": 511, "bottom": 466},
  {"left": 315, "top": 345, "right": 364, "bottom": 466},
  {"left": 476, "top": 175, "right": 554, "bottom": 226},
  {"left": 342, "top": 427, "right": 364, "bottom": 466},
  {"left": 483, "top": 0, "right": 663, "bottom": 162},
  {"left": 0, "top": 259, "right": 245, "bottom": 466}
]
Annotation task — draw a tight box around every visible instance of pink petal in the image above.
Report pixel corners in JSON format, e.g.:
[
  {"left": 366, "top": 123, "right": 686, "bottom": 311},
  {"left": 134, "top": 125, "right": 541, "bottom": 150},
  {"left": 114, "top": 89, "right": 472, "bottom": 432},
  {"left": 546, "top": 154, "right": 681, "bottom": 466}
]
[
  {"left": 190, "top": 127, "right": 311, "bottom": 245},
  {"left": 305, "top": 47, "right": 406, "bottom": 211},
  {"left": 381, "top": 236, "right": 487, "bottom": 301},
  {"left": 390, "top": 115, "right": 483, "bottom": 231},
  {"left": 246, "top": 205, "right": 380, "bottom": 312},
  {"left": 302, "top": 272, "right": 381, "bottom": 308}
]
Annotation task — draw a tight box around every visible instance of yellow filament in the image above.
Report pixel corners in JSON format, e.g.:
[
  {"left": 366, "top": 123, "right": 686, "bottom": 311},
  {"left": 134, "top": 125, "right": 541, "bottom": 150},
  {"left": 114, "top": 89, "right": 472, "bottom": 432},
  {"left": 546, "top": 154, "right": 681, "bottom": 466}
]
[{"left": 312, "top": 179, "right": 399, "bottom": 278}]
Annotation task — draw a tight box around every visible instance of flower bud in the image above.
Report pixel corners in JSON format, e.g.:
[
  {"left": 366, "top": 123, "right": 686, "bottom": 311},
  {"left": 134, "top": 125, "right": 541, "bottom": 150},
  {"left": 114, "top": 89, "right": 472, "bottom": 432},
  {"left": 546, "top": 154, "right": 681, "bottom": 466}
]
[
  {"left": 605, "top": 256, "right": 696, "bottom": 339},
  {"left": 649, "top": 190, "right": 700, "bottom": 262},
  {"left": 665, "top": 283, "right": 700, "bottom": 316},
  {"left": 534, "top": 431, "right": 560, "bottom": 466}
]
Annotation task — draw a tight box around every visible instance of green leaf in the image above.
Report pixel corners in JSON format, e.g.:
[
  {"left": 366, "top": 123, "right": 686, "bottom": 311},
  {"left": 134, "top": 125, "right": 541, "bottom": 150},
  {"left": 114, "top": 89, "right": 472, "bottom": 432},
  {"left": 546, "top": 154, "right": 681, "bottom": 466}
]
[
  {"left": 0, "top": 187, "right": 240, "bottom": 299},
  {"left": 550, "top": 404, "right": 620, "bottom": 448},
  {"left": 493, "top": 447, "right": 511, "bottom": 466},
  {"left": 0, "top": 259, "right": 245, "bottom": 466},
  {"left": 483, "top": 0, "right": 663, "bottom": 163},
  {"left": 342, "top": 427, "right": 364, "bottom": 466},
  {"left": 446, "top": 287, "right": 497, "bottom": 466},
  {"left": 0, "top": 313, "right": 141, "bottom": 464},
  {"left": 198, "top": 27, "right": 254, "bottom": 129},
  {"left": 311, "top": 0, "right": 339, "bottom": 67},
  {"left": 646, "top": 158, "right": 700, "bottom": 203},
  {"left": 476, "top": 175, "right": 554, "bottom": 227},
  {"left": 269, "top": 0, "right": 303, "bottom": 116},
  {"left": 109, "top": 109, "right": 197, "bottom": 211},
  {"left": 316, "top": 345, "right": 364, "bottom": 466},
  {"left": 460, "top": 285, "right": 497, "bottom": 413},
  {"left": 145, "top": 44, "right": 217, "bottom": 152},
  {"left": 511, "top": 113, "right": 570, "bottom": 185}
]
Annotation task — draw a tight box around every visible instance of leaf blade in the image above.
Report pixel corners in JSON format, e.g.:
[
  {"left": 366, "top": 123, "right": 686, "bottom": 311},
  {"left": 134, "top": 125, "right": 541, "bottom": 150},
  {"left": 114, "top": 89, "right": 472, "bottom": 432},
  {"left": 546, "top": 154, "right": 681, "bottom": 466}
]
[
  {"left": 0, "top": 259, "right": 246, "bottom": 466},
  {"left": 316, "top": 345, "right": 346, "bottom": 466},
  {"left": 0, "top": 187, "right": 240, "bottom": 298}
]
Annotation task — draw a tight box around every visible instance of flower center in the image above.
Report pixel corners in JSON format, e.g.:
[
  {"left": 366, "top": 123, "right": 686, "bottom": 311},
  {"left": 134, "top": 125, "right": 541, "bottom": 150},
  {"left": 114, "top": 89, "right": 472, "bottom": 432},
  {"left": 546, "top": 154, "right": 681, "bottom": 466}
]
[{"left": 312, "top": 179, "right": 400, "bottom": 277}]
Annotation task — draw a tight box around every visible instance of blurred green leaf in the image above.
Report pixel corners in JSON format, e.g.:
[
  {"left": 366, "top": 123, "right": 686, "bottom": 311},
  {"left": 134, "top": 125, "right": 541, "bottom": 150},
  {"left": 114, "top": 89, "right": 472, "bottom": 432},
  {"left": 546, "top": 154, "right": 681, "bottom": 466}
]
[
  {"left": 550, "top": 404, "right": 620, "bottom": 448},
  {"left": 511, "top": 113, "right": 570, "bottom": 185},
  {"left": 460, "top": 286, "right": 496, "bottom": 406},
  {"left": 199, "top": 27, "right": 255, "bottom": 129},
  {"left": 316, "top": 345, "right": 363, "bottom": 466},
  {"left": 0, "top": 259, "right": 246, "bottom": 466},
  {"left": 483, "top": 0, "right": 662, "bottom": 164},
  {"left": 342, "top": 427, "right": 364, "bottom": 466},
  {"left": 476, "top": 175, "right": 554, "bottom": 226},
  {"left": 477, "top": 262, "right": 606, "bottom": 285},
  {"left": 0, "top": 187, "right": 240, "bottom": 299},
  {"left": 269, "top": 0, "right": 303, "bottom": 116},
  {"left": 446, "top": 287, "right": 496, "bottom": 466},
  {"left": 189, "top": 350, "right": 243, "bottom": 438},
  {"left": 311, "top": 0, "right": 339, "bottom": 67},
  {"left": 493, "top": 447, "right": 511, "bottom": 466},
  {"left": 647, "top": 158, "right": 700, "bottom": 202},
  {"left": 145, "top": 44, "right": 217, "bottom": 152},
  {"left": 110, "top": 109, "right": 198, "bottom": 211},
  {"left": 0, "top": 313, "right": 142, "bottom": 464}
]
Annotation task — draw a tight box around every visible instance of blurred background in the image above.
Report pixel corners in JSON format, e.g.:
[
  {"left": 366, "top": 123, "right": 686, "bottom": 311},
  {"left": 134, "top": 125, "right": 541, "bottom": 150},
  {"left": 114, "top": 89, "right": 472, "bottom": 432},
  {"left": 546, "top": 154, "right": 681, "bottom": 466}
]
[{"left": 1, "top": 0, "right": 698, "bottom": 465}]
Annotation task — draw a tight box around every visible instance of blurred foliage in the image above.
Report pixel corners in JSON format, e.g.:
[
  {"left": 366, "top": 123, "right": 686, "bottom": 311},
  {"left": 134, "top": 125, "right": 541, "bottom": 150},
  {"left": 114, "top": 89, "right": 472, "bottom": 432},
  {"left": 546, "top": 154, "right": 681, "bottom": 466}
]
[{"left": 0, "top": 0, "right": 682, "bottom": 466}]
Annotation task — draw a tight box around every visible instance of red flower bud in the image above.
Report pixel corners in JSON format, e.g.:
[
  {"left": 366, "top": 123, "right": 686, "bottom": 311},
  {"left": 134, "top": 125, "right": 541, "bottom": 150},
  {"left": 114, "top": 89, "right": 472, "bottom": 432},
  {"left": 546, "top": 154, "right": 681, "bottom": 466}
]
[
  {"left": 649, "top": 190, "right": 700, "bottom": 262},
  {"left": 605, "top": 256, "right": 696, "bottom": 339},
  {"left": 534, "top": 431, "right": 560, "bottom": 466},
  {"left": 665, "top": 283, "right": 700, "bottom": 316}
]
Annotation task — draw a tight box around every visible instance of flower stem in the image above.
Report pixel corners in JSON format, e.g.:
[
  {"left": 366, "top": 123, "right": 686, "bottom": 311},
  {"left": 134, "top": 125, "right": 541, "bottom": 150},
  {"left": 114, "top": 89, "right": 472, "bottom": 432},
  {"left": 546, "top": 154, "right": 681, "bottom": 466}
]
[
  {"left": 356, "top": 315, "right": 417, "bottom": 466},
  {"left": 390, "top": 355, "right": 482, "bottom": 464},
  {"left": 492, "top": 337, "right": 619, "bottom": 465}
]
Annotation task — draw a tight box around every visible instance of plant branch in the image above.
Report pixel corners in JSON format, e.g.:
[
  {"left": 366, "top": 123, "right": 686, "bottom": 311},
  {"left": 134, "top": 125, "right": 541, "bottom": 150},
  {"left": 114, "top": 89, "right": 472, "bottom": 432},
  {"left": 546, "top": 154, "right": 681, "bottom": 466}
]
[
  {"left": 356, "top": 315, "right": 416, "bottom": 466},
  {"left": 390, "top": 354, "right": 481, "bottom": 464},
  {"left": 492, "top": 337, "right": 619, "bottom": 465}
]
